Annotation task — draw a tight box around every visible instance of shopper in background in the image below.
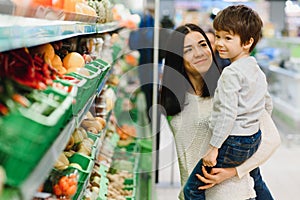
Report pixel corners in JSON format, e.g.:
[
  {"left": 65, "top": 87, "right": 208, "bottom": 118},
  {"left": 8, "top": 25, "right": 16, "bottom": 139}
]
[
  {"left": 128, "top": 6, "right": 155, "bottom": 117},
  {"left": 183, "top": 5, "right": 275, "bottom": 200},
  {"left": 160, "top": 23, "right": 280, "bottom": 200},
  {"left": 205, "top": 28, "right": 230, "bottom": 69},
  {"left": 128, "top": 4, "right": 167, "bottom": 184},
  {"left": 159, "top": 13, "right": 175, "bottom": 63}
]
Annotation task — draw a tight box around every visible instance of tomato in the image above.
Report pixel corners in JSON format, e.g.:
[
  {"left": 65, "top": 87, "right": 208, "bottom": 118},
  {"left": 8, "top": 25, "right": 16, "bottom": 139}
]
[
  {"left": 53, "top": 184, "right": 63, "bottom": 196},
  {"left": 58, "top": 176, "right": 69, "bottom": 192},
  {"left": 66, "top": 184, "right": 77, "bottom": 196},
  {"left": 67, "top": 174, "right": 78, "bottom": 186}
]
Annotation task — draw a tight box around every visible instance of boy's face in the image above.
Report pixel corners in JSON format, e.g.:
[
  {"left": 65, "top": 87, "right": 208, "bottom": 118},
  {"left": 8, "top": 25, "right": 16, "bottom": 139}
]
[{"left": 215, "top": 30, "right": 250, "bottom": 63}]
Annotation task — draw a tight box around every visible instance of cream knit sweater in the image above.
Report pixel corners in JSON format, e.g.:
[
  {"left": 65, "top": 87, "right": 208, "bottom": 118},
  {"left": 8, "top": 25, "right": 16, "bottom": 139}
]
[{"left": 170, "top": 92, "right": 280, "bottom": 200}]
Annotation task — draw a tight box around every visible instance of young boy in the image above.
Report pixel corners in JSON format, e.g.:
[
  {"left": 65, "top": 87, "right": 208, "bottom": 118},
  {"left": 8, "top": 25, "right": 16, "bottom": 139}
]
[{"left": 183, "top": 5, "right": 274, "bottom": 200}]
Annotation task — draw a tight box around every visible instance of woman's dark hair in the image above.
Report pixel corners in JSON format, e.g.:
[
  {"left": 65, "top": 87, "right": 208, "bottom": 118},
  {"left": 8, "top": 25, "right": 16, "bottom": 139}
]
[{"left": 159, "top": 23, "right": 221, "bottom": 116}]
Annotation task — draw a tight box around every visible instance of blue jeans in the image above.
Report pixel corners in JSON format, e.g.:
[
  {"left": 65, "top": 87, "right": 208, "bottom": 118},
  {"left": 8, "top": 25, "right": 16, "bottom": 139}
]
[
  {"left": 250, "top": 167, "right": 274, "bottom": 200},
  {"left": 184, "top": 130, "right": 263, "bottom": 200}
]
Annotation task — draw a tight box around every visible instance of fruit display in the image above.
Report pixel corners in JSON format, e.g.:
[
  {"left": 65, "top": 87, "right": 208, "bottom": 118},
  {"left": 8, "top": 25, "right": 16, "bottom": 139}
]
[
  {"left": 87, "top": 0, "right": 114, "bottom": 23},
  {"left": 106, "top": 171, "right": 134, "bottom": 200},
  {"left": 11, "top": 0, "right": 116, "bottom": 23},
  {"left": 0, "top": 35, "right": 111, "bottom": 199},
  {"left": 0, "top": 47, "right": 61, "bottom": 90},
  {"left": 0, "top": 3, "right": 146, "bottom": 198},
  {"left": 52, "top": 172, "right": 79, "bottom": 198}
]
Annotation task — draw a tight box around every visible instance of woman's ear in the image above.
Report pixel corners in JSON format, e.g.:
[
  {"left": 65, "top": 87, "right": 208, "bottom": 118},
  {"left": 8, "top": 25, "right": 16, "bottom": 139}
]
[{"left": 243, "top": 37, "right": 254, "bottom": 52}]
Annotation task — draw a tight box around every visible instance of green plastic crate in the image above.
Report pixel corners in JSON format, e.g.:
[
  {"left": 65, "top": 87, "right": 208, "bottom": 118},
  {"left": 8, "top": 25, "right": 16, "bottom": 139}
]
[
  {"left": 84, "top": 63, "right": 103, "bottom": 89},
  {"left": 114, "top": 145, "right": 137, "bottom": 164},
  {"left": 69, "top": 67, "right": 100, "bottom": 95},
  {"left": 86, "top": 132, "right": 99, "bottom": 160},
  {"left": 91, "top": 59, "right": 110, "bottom": 73},
  {"left": 124, "top": 187, "right": 136, "bottom": 200},
  {"left": 111, "top": 44, "right": 122, "bottom": 62},
  {"left": 117, "top": 140, "right": 137, "bottom": 152},
  {"left": 51, "top": 79, "right": 78, "bottom": 121},
  {"left": 0, "top": 87, "right": 73, "bottom": 187},
  {"left": 72, "top": 180, "right": 86, "bottom": 200},
  {"left": 63, "top": 72, "right": 93, "bottom": 114},
  {"left": 90, "top": 59, "right": 111, "bottom": 83},
  {"left": 67, "top": 153, "right": 94, "bottom": 183},
  {"left": 137, "top": 140, "right": 153, "bottom": 172},
  {"left": 123, "top": 178, "right": 136, "bottom": 188}
]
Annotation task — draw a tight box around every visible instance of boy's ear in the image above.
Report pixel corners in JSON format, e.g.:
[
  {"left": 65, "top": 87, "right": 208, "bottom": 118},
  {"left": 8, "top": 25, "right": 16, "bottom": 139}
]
[{"left": 243, "top": 37, "right": 254, "bottom": 51}]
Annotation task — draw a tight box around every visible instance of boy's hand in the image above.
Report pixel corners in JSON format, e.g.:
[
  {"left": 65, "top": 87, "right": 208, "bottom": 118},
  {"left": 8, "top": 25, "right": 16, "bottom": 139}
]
[{"left": 202, "top": 146, "right": 218, "bottom": 167}]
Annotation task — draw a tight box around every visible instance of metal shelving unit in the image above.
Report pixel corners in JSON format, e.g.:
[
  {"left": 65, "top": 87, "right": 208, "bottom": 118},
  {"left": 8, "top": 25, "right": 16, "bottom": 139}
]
[
  {"left": 0, "top": 14, "right": 120, "bottom": 53},
  {"left": 258, "top": 37, "right": 300, "bottom": 135},
  {"left": 0, "top": 10, "right": 121, "bottom": 200}
]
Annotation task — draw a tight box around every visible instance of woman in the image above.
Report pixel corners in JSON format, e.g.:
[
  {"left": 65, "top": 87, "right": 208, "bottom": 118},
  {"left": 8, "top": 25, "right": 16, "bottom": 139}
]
[{"left": 159, "top": 23, "right": 280, "bottom": 200}]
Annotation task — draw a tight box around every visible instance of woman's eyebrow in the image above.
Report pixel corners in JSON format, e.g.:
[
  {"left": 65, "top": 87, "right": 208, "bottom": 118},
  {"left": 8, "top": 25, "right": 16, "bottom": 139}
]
[{"left": 184, "top": 39, "right": 206, "bottom": 48}]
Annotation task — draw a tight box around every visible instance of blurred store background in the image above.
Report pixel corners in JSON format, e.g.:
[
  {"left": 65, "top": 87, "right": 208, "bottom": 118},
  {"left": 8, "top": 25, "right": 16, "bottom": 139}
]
[{"left": 117, "top": 0, "right": 300, "bottom": 199}]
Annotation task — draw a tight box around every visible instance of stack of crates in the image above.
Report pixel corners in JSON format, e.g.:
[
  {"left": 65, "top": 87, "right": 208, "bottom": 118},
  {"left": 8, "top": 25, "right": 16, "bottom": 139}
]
[{"left": 0, "top": 87, "right": 75, "bottom": 186}]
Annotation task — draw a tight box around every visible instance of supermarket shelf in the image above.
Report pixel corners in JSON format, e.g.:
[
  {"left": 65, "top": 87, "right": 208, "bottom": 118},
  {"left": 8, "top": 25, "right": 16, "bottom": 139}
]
[
  {"left": 272, "top": 97, "right": 300, "bottom": 130},
  {"left": 262, "top": 37, "right": 300, "bottom": 47},
  {"left": 77, "top": 70, "right": 111, "bottom": 125},
  {"left": 96, "top": 22, "right": 123, "bottom": 34},
  {"left": 16, "top": 65, "right": 111, "bottom": 200},
  {"left": 76, "top": 94, "right": 97, "bottom": 125},
  {"left": 20, "top": 118, "right": 76, "bottom": 200},
  {"left": 0, "top": 14, "right": 120, "bottom": 53},
  {"left": 268, "top": 64, "right": 300, "bottom": 79},
  {"left": 0, "top": 6, "right": 122, "bottom": 198}
]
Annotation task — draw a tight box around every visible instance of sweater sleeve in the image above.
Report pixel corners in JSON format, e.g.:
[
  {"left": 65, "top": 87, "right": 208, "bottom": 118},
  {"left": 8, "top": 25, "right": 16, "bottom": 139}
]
[
  {"left": 210, "top": 68, "right": 240, "bottom": 148},
  {"left": 265, "top": 91, "right": 273, "bottom": 115},
  {"left": 236, "top": 110, "right": 281, "bottom": 178}
]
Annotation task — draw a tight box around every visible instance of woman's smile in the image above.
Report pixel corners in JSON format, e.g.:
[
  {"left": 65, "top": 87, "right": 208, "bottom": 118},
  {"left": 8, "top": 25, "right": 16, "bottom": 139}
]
[{"left": 193, "top": 58, "right": 208, "bottom": 65}]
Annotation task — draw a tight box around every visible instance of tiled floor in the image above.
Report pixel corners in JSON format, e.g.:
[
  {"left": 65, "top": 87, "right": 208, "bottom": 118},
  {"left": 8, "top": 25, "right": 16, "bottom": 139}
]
[{"left": 155, "top": 115, "right": 300, "bottom": 200}]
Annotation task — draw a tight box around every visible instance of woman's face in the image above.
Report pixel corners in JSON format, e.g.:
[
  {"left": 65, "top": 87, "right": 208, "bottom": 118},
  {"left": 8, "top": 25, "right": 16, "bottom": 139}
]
[{"left": 183, "top": 31, "right": 212, "bottom": 76}]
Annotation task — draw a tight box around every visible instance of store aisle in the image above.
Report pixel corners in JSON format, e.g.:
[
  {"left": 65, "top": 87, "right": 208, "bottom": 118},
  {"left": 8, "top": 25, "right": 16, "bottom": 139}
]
[
  {"left": 155, "top": 115, "right": 300, "bottom": 200},
  {"left": 155, "top": 115, "right": 181, "bottom": 199}
]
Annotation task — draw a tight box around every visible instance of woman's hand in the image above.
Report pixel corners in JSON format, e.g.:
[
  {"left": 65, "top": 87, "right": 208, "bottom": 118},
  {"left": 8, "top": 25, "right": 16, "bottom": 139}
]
[
  {"left": 202, "top": 146, "right": 218, "bottom": 167},
  {"left": 196, "top": 166, "right": 237, "bottom": 190}
]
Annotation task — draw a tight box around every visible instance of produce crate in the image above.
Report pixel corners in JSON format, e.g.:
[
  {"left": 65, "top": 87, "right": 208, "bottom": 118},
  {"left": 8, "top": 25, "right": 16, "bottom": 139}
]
[
  {"left": 123, "top": 178, "right": 137, "bottom": 200},
  {"left": 113, "top": 98, "right": 138, "bottom": 125},
  {"left": 51, "top": 79, "right": 78, "bottom": 122},
  {"left": 119, "top": 141, "right": 138, "bottom": 153},
  {"left": 67, "top": 153, "right": 94, "bottom": 183},
  {"left": 123, "top": 178, "right": 136, "bottom": 189},
  {"left": 124, "top": 186, "right": 136, "bottom": 200},
  {"left": 137, "top": 139, "right": 153, "bottom": 172},
  {"left": 84, "top": 63, "right": 103, "bottom": 88},
  {"left": 114, "top": 143, "right": 138, "bottom": 164},
  {"left": 71, "top": 67, "right": 101, "bottom": 94},
  {"left": 111, "top": 43, "right": 122, "bottom": 62},
  {"left": 90, "top": 59, "right": 111, "bottom": 82},
  {"left": 72, "top": 179, "right": 88, "bottom": 200},
  {"left": 0, "top": 87, "right": 73, "bottom": 186},
  {"left": 87, "top": 131, "right": 100, "bottom": 160},
  {"left": 64, "top": 72, "right": 93, "bottom": 114}
]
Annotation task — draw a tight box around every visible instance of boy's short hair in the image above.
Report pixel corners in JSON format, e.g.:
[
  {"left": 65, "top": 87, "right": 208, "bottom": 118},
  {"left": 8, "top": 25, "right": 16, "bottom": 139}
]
[{"left": 213, "top": 5, "right": 263, "bottom": 52}]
